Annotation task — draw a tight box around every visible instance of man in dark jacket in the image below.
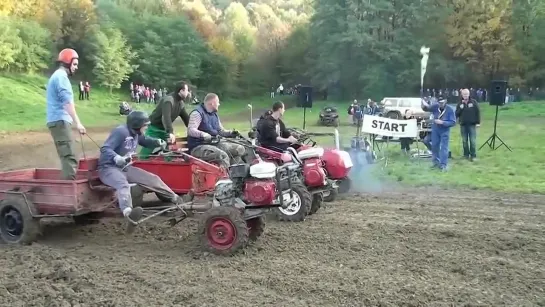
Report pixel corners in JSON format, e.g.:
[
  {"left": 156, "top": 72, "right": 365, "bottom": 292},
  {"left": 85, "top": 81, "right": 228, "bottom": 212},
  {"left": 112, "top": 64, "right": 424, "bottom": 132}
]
[
  {"left": 257, "top": 101, "right": 298, "bottom": 152},
  {"left": 98, "top": 111, "right": 190, "bottom": 233},
  {"left": 455, "top": 88, "right": 481, "bottom": 161},
  {"left": 139, "top": 82, "right": 190, "bottom": 159}
]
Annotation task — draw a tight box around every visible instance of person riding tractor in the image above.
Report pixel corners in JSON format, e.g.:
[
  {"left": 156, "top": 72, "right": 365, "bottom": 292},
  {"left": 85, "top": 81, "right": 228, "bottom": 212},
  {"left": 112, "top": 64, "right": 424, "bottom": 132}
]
[
  {"left": 186, "top": 93, "right": 246, "bottom": 168},
  {"left": 139, "top": 82, "right": 191, "bottom": 159},
  {"left": 98, "top": 110, "right": 192, "bottom": 233},
  {"left": 257, "top": 101, "right": 299, "bottom": 152}
]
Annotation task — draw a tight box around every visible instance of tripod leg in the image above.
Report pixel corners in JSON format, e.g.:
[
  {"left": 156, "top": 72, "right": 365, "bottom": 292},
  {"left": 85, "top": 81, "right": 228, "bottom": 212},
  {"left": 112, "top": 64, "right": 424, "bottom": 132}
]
[
  {"left": 479, "top": 133, "right": 495, "bottom": 150},
  {"left": 493, "top": 134, "right": 512, "bottom": 151}
]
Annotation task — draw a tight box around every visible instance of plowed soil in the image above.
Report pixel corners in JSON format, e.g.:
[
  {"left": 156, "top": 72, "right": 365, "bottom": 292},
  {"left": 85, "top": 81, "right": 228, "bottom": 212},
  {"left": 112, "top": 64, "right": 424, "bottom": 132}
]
[{"left": 1, "top": 130, "right": 544, "bottom": 306}]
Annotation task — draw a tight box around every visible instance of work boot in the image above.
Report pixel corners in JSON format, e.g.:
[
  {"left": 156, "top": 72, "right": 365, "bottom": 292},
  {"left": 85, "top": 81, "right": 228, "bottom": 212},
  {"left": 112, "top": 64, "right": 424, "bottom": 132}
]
[{"left": 125, "top": 207, "right": 143, "bottom": 234}]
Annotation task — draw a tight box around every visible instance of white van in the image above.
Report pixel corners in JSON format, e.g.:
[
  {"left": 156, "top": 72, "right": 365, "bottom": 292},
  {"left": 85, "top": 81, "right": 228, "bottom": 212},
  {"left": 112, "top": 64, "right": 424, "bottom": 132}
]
[{"left": 380, "top": 97, "right": 430, "bottom": 120}]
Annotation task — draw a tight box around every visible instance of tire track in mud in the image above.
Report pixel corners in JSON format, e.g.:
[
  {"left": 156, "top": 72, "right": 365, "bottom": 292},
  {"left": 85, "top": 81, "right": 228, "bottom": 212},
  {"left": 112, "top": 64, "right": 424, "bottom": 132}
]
[{"left": 1, "top": 188, "right": 544, "bottom": 306}]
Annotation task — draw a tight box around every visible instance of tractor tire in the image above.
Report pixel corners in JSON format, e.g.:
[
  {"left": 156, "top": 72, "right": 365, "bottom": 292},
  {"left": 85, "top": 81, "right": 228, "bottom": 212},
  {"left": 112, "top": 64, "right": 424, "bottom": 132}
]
[
  {"left": 323, "top": 187, "right": 338, "bottom": 202},
  {"left": 130, "top": 185, "right": 144, "bottom": 208},
  {"left": 247, "top": 216, "right": 265, "bottom": 242},
  {"left": 0, "top": 198, "right": 40, "bottom": 245},
  {"left": 274, "top": 183, "right": 312, "bottom": 222},
  {"left": 333, "top": 118, "right": 339, "bottom": 127},
  {"left": 338, "top": 177, "right": 352, "bottom": 194},
  {"left": 309, "top": 192, "right": 324, "bottom": 215},
  {"left": 198, "top": 206, "right": 249, "bottom": 256}
]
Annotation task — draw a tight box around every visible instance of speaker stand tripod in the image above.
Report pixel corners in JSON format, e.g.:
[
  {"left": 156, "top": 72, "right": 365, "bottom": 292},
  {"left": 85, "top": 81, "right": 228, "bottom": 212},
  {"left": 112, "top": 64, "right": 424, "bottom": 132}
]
[
  {"left": 302, "top": 107, "right": 307, "bottom": 129},
  {"left": 479, "top": 105, "right": 512, "bottom": 151}
]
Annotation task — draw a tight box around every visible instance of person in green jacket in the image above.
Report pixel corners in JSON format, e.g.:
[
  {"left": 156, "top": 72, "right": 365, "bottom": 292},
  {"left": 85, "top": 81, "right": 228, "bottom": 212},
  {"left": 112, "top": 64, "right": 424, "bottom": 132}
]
[{"left": 139, "top": 82, "right": 191, "bottom": 159}]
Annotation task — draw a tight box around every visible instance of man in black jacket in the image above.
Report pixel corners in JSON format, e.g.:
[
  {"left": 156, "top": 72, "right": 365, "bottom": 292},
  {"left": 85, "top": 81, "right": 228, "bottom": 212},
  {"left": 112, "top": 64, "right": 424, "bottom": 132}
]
[
  {"left": 455, "top": 88, "right": 481, "bottom": 161},
  {"left": 257, "top": 101, "right": 298, "bottom": 152}
]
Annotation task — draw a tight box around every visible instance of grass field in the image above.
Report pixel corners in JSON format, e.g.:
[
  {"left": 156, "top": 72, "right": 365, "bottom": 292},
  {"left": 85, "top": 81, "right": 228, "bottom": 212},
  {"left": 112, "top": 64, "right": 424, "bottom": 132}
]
[
  {"left": 0, "top": 74, "right": 275, "bottom": 132},
  {"left": 1, "top": 73, "right": 544, "bottom": 193},
  {"left": 280, "top": 101, "right": 545, "bottom": 194}
]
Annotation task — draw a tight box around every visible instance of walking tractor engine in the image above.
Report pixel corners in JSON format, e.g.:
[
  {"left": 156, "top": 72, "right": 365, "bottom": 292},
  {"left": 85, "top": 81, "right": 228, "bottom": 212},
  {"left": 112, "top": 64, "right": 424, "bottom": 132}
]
[
  {"left": 297, "top": 147, "right": 328, "bottom": 188},
  {"left": 244, "top": 162, "right": 277, "bottom": 205}
]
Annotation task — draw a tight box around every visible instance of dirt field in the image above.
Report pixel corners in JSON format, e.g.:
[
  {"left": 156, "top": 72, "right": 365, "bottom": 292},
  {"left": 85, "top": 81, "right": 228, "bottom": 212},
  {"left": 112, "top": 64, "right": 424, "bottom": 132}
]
[{"left": 1, "top": 130, "right": 544, "bottom": 306}]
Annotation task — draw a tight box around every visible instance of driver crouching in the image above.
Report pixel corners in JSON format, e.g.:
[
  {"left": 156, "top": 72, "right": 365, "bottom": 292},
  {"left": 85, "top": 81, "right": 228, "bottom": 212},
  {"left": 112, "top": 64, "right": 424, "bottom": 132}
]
[
  {"left": 257, "top": 101, "right": 298, "bottom": 152},
  {"left": 187, "top": 93, "right": 245, "bottom": 168},
  {"left": 97, "top": 110, "right": 189, "bottom": 232}
]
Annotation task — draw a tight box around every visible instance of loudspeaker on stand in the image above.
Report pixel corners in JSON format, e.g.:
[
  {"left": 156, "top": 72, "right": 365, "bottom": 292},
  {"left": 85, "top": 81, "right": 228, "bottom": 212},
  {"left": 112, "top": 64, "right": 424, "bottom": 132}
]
[{"left": 489, "top": 80, "right": 507, "bottom": 106}]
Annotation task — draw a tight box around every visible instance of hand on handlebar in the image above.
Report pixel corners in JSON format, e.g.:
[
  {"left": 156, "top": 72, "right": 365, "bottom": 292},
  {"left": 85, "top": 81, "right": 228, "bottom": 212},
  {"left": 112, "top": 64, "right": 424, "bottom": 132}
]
[
  {"left": 168, "top": 133, "right": 176, "bottom": 144},
  {"left": 230, "top": 129, "right": 241, "bottom": 137},
  {"left": 202, "top": 133, "right": 212, "bottom": 141},
  {"left": 287, "top": 136, "right": 298, "bottom": 144},
  {"left": 114, "top": 155, "right": 131, "bottom": 168}
]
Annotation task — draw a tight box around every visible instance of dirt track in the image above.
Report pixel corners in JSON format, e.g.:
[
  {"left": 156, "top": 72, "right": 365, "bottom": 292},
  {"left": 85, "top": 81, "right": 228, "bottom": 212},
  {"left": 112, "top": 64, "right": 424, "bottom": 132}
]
[{"left": 1, "top": 129, "right": 545, "bottom": 306}]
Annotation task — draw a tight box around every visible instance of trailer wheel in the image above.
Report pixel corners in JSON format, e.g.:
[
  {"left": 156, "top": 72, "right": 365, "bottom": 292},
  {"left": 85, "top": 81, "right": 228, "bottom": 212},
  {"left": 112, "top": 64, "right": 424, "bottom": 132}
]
[
  {"left": 309, "top": 192, "right": 323, "bottom": 215},
  {"left": 199, "top": 206, "right": 249, "bottom": 256},
  {"left": 0, "top": 198, "right": 40, "bottom": 245},
  {"left": 274, "top": 183, "right": 311, "bottom": 222}
]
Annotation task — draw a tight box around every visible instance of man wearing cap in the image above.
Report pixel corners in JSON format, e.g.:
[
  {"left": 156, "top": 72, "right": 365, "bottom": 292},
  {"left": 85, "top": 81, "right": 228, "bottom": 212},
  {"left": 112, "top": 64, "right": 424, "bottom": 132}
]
[
  {"left": 46, "top": 48, "right": 87, "bottom": 180},
  {"left": 421, "top": 96, "right": 456, "bottom": 171}
]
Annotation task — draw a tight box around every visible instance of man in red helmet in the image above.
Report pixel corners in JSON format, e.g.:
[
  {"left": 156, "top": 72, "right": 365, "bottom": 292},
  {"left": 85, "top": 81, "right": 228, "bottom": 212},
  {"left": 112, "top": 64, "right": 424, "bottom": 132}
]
[{"left": 46, "top": 48, "right": 87, "bottom": 180}]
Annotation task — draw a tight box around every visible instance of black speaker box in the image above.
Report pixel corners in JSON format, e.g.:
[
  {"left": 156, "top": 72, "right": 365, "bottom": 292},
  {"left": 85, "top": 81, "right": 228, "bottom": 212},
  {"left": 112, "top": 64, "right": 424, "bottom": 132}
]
[
  {"left": 299, "top": 86, "right": 313, "bottom": 108},
  {"left": 489, "top": 80, "right": 507, "bottom": 106}
]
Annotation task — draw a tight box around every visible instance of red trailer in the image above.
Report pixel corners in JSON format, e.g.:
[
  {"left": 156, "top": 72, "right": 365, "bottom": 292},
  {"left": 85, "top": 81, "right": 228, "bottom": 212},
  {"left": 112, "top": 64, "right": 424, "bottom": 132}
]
[{"left": 0, "top": 161, "right": 116, "bottom": 244}]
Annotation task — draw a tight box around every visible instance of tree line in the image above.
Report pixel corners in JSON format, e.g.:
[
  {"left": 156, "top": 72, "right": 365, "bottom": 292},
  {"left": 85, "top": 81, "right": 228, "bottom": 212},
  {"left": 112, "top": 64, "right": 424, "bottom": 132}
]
[{"left": 0, "top": 0, "right": 544, "bottom": 100}]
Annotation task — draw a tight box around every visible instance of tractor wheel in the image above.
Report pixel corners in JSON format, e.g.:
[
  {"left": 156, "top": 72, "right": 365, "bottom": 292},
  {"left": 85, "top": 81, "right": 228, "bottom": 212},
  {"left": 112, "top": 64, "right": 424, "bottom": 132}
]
[
  {"left": 0, "top": 198, "right": 40, "bottom": 245},
  {"left": 246, "top": 216, "right": 265, "bottom": 242},
  {"left": 130, "top": 185, "right": 144, "bottom": 208},
  {"left": 333, "top": 118, "right": 340, "bottom": 127},
  {"left": 198, "top": 206, "right": 249, "bottom": 256},
  {"left": 274, "top": 183, "right": 312, "bottom": 222},
  {"left": 323, "top": 187, "right": 338, "bottom": 202},
  {"left": 309, "top": 192, "right": 324, "bottom": 215},
  {"left": 338, "top": 177, "right": 352, "bottom": 194}
]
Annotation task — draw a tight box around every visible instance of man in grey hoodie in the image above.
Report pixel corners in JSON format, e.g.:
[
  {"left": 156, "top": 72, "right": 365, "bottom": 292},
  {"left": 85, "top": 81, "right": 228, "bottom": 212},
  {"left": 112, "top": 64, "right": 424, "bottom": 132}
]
[{"left": 98, "top": 110, "right": 189, "bottom": 233}]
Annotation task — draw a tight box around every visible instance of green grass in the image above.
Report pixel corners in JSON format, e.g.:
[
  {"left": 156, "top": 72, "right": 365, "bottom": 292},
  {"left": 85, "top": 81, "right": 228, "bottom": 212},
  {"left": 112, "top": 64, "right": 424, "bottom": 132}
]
[
  {"left": 0, "top": 74, "right": 274, "bottom": 133},
  {"left": 2, "top": 73, "right": 544, "bottom": 193},
  {"left": 281, "top": 100, "right": 545, "bottom": 194}
]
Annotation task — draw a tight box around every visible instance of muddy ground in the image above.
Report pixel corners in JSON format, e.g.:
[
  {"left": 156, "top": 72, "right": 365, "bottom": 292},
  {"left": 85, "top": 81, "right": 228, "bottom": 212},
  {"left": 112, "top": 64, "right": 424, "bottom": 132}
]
[{"left": 1, "top": 127, "right": 544, "bottom": 306}]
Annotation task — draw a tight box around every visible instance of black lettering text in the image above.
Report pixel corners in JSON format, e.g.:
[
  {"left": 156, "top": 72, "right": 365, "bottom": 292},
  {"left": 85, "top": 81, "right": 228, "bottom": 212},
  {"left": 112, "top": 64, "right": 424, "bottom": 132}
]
[{"left": 371, "top": 120, "right": 378, "bottom": 128}]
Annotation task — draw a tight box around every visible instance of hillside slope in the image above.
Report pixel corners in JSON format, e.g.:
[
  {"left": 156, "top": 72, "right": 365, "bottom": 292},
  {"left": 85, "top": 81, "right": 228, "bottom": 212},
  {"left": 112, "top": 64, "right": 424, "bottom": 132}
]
[
  {"left": 0, "top": 74, "right": 132, "bottom": 132},
  {"left": 0, "top": 74, "right": 275, "bottom": 133}
]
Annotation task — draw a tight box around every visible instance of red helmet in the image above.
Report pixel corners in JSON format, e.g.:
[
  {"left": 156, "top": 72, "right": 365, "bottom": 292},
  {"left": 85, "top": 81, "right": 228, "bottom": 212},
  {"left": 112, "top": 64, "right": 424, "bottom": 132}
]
[{"left": 57, "top": 48, "right": 79, "bottom": 65}]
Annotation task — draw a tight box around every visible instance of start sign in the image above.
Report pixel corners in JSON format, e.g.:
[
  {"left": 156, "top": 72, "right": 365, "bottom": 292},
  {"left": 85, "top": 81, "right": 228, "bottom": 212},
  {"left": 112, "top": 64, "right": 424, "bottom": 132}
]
[{"left": 361, "top": 115, "right": 418, "bottom": 138}]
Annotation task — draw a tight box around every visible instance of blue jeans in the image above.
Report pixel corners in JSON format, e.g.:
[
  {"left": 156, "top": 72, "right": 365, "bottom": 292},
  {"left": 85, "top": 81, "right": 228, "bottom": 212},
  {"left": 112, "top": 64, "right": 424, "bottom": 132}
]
[
  {"left": 460, "top": 124, "right": 477, "bottom": 158},
  {"left": 431, "top": 131, "right": 450, "bottom": 168}
]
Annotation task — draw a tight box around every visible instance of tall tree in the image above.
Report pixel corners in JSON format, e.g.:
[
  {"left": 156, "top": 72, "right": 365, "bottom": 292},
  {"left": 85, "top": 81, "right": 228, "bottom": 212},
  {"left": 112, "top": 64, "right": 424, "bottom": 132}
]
[{"left": 90, "top": 26, "right": 137, "bottom": 93}]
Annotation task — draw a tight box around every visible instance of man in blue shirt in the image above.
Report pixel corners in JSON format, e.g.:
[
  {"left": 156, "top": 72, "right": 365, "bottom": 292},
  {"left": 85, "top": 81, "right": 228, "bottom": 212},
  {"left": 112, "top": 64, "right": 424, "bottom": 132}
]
[
  {"left": 421, "top": 97, "right": 456, "bottom": 171},
  {"left": 46, "top": 48, "right": 86, "bottom": 180}
]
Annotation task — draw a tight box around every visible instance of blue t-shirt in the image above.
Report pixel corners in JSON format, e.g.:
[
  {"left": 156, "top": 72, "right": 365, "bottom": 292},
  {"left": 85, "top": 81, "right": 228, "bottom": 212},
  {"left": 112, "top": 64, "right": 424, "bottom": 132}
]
[{"left": 46, "top": 68, "right": 74, "bottom": 124}]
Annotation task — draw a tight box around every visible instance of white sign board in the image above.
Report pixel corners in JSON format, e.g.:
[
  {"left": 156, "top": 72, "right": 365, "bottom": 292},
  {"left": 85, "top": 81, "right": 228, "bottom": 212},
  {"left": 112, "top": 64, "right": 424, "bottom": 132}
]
[{"left": 361, "top": 115, "right": 418, "bottom": 138}]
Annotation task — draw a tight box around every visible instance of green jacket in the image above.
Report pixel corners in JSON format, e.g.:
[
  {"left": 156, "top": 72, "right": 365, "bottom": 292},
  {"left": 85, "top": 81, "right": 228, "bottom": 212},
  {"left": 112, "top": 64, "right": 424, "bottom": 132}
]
[{"left": 148, "top": 93, "right": 189, "bottom": 133}]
